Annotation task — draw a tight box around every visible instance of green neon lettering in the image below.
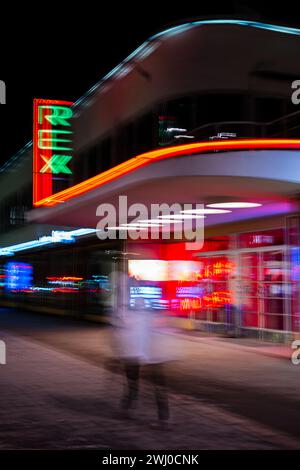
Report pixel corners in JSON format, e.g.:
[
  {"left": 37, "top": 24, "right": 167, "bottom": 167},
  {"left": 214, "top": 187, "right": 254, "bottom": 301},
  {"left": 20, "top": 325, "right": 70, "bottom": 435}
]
[
  {"left": 38, "top": 130, "right": 73, "bottom": 151},
  {"left": 38, "top": 105, "right": 73, "bottom": 126},
  {"left": 40, "top": 155, "right": 72, "bottom": 174}
]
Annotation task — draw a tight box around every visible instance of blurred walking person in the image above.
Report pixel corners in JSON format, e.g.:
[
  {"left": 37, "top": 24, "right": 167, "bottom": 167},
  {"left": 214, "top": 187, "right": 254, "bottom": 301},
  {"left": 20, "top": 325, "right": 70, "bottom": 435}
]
[
  {"left": 121, "top": 297, "right": 170, "bottom": 426},
  {"left": 110, "top": 269, "right": 169, "bottom": 427}
]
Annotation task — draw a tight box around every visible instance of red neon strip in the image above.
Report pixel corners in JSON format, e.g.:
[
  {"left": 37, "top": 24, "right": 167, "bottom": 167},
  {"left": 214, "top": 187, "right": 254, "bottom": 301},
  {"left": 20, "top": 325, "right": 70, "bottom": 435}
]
[{"left": 34, "top": 138, "right": 300, "bottom": 207}]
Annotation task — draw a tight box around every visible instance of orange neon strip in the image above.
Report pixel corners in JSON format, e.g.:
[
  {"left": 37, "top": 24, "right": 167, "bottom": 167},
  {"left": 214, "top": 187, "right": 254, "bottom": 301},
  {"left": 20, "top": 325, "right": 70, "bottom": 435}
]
[{"left": 34, "top": 139, "right": 300, "bottom": 207}]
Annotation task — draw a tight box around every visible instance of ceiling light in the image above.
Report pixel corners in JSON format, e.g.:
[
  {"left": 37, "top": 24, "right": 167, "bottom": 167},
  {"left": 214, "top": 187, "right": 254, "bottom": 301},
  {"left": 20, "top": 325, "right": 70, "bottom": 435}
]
[
  {"left": 158, "top": 214, "right": 206, "bottom": 220},
  {"left": 106, "top": 226, "right": 147, "bottom": 231},
  {"left": 206, "top": 202, "right": 262, "bottom": 209},
  {"left": 144, "top": 218, "right": 183, "bottom": 224},
  {"left": 139, "top": 219, "right": 166, "bottom": 225},
  {"left": 181, "top": 208, "right": 231, "bottom": 214},
  {"left": 122, "top": 223, "right": 162, "bottom": 228}
]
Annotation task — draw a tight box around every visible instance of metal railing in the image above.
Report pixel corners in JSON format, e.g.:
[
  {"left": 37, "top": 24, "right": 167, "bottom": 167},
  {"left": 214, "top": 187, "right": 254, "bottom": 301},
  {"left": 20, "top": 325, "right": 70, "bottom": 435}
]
[{"left": 178, "top": 109, "right": 300, "bottom": 142}]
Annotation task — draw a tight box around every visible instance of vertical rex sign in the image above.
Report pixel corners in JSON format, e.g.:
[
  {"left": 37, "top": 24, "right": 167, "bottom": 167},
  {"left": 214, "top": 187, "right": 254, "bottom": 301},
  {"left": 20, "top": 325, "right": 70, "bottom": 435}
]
[{"left": 33, "top": 99, "right": 74, "bottom": 205}]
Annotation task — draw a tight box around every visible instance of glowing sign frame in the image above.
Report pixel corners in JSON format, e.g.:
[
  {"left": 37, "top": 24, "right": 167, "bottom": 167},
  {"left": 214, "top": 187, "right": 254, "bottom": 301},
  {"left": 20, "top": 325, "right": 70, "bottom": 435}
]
[{"left": 33, "top": 99, "right": 74, "bottom": 205}]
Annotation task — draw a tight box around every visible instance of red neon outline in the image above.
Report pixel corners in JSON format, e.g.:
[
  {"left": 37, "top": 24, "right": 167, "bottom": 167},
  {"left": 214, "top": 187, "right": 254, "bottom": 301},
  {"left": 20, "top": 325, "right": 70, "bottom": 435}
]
[
  {"left": 33, "top": 99, "right": 74, "bottom": 205},
  {"left": 33, "top": 138, "right": 300, "bottom": 207}
]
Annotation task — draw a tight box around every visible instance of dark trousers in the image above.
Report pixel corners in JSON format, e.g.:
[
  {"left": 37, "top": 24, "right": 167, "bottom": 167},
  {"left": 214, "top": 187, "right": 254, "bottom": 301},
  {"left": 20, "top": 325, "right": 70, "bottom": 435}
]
[
  {"left": 123, "top": 360, "right": 139, "bottom": 405},
  {"left": 122, "top": 360, "right": 169, "bottom": 421}
]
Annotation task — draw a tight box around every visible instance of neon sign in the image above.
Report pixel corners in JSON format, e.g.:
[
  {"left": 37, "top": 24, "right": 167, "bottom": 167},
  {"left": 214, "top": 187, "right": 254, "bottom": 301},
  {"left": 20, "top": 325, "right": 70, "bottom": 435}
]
[
  {"left": 179, "top": 291, "right": 231, "bottom": 311},
  {"left": 5, "top": 262, "right": 33, "bottom": 292},
  {"left": 180, "top": 298, "right": 202, "bottom": 311},
  {"left": 33, "top": 99, "right": 74, "bottom": 205},
  {"left": 202, "top": 261, "right": 233, "bottom": 279},
  {"left": 47, "top": 276, "right": 83, "bottom": 284},
  {"left": 203, "top": 291, "right": 231, "bottom": 308}
]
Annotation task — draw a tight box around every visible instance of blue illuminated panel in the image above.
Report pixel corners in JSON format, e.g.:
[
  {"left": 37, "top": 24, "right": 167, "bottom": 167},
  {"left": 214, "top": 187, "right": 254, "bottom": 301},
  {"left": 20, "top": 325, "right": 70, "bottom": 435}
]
[{"left": 5, "top": 262, "right": 33, "bottom": 292}]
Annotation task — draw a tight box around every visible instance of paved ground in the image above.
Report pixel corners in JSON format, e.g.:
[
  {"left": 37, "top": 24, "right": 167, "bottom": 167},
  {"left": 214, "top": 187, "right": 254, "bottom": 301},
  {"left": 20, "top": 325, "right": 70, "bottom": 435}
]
[{"left": 0, "top": 308, "right": 300, "bottom": 449}]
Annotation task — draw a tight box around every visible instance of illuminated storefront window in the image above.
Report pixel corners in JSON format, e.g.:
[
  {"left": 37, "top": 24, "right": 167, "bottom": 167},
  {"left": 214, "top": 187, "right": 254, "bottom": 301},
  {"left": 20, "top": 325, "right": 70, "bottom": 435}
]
[{"left": 127, "top": 228, "right": 295, "bottom": 335}]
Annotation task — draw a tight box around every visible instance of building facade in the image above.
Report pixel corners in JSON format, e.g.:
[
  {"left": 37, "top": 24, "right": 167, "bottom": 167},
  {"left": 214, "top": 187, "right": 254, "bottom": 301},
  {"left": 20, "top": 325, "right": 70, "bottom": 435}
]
[{"left": 1, "top": 19, "right": 300, "bottom": 340}]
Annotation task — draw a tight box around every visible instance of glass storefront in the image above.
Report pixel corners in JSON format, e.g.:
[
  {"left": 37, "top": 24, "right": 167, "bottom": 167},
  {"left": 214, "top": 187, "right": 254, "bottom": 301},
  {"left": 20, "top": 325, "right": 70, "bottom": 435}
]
[
  {"left": 128, "top": 228, "right": 295, "bottom": 338},
  {"left": 2, "top": 224, "right": 300, "bottom": 340},
  {"left": 194, "top": 228, "right": 293, "bottom": 337}
]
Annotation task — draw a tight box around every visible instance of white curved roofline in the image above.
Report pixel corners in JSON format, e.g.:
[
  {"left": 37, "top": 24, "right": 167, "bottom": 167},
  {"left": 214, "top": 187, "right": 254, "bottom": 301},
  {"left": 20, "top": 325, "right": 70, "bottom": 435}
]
[
  {"left": 74, "top": 19, "right": 300, "bottom": 108},
  {"left": 2, "top": 18, "right": 300, "bottom": 174}
]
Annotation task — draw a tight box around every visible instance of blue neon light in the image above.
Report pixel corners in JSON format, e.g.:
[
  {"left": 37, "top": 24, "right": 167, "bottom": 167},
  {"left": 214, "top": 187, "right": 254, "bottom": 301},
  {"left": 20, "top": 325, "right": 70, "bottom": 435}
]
[
  {"left": 291, "top": 247, "right": 300, "bottom": 281},
  {"left": 0, "top": 229, "right": 97, "bottom": 256},
  {"left": 5, "top": 262, "right": 33, "bottom": 291}
]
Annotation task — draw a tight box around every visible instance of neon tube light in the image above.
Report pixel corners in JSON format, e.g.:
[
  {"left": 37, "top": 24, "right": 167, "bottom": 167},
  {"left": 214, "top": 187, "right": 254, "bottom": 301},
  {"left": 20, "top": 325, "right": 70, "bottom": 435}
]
[
  {"left": 0, "top": 229, "right": 96, "bottom": 256},
  {"left": 33, "top": 139, "right": 300, "bottom": 207}
]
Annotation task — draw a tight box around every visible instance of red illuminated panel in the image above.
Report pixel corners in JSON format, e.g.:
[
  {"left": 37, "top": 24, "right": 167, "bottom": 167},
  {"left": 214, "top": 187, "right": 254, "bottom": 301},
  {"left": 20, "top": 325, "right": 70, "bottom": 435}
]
[
  {"left": 33, "top": 99, "right": 74, "bottom": 205},
  {"left": 33, "top": 138, "right": 300, "bottom": 207},
  {"left": 202, "top": 291, "right": 231, "bottom": 308},
  {"left": 199, "top": 258, "right": 234, "bottom": 280},
  {"left": 239, "top": 229, "right": 284, "bottom": 248},
  {"left": 180, "top": 298, "right": 202, "bottom": 311},
  {"left": 47, "top": 276, "right": 83, "bottom": 282}
]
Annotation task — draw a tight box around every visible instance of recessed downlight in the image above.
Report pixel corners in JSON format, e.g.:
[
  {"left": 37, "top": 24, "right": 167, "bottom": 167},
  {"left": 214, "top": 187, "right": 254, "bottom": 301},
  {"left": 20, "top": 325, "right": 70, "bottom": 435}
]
[
  {"left": 181, "top": 208, "right": 231, "bottom": 214},
  {"left": 122, "top": 223, "right": 162, "bottom": 228},
  {"left": 142, "top": 218, "right": 183, "bottom": 224},
  {"left": 158, "top": 214, "right": 206, "bottom": 220},
  {"left": 138, "top": 220, "right": 166, "bottom": 225},
  {"left": 207, "top": 202, "right": 262, "bottom": 209},
  {"left": 107, "top": 225, "right": 163, "bottom": 230},
  {"left": 107, "top": 226, "right": 145, "bottom": 231}
]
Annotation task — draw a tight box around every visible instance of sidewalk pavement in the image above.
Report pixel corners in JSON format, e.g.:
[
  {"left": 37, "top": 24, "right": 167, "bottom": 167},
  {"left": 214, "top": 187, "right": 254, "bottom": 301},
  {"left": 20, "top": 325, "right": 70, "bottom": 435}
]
[
  {"left": 0, "top": 330, "right": 297, "bottom": 450},
  {"left": 165, "top": 329, "right": 293, "bottom": 360}
]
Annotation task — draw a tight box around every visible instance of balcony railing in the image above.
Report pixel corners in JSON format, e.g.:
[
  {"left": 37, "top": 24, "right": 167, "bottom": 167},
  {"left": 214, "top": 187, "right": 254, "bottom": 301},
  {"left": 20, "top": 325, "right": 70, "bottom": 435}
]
[{"left": 174, "top": 109, "right": 300, "bottom": 143}]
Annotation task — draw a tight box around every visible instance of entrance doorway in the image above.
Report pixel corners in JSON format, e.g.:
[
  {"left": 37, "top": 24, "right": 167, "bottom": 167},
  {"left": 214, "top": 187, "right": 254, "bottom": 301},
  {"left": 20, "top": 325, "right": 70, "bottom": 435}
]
[{"left": 239, "top": 247, "right": 290, "bottom": 335}]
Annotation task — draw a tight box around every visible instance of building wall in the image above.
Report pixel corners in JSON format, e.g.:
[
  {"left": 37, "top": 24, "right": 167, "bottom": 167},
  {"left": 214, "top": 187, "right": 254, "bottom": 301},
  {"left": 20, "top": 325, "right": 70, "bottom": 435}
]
[{"left": 73, "top": 24, "right": 300, "bottom": 152}]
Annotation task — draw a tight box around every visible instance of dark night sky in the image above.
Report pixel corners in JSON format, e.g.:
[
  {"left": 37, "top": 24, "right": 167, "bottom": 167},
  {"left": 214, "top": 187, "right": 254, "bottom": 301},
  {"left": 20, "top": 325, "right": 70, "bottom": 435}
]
[{"left": 1, "top": 2, "right": 300, "bottom": 167}]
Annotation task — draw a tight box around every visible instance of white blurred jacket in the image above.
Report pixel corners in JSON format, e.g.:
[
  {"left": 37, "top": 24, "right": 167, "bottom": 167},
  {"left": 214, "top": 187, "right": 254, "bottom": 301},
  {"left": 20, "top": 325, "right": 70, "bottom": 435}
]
[{"left": 109, "top": 270, "right": 178, "bottom": 364}]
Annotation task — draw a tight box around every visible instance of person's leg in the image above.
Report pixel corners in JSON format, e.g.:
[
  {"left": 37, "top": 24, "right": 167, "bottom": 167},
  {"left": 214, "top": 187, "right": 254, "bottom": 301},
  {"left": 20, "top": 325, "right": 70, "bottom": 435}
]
[
  {"left": 150, "top": 363, "right": 169, "bottom": 422},
  {"left": 121, "top": 359, "right": 140, "bottom": 409}
]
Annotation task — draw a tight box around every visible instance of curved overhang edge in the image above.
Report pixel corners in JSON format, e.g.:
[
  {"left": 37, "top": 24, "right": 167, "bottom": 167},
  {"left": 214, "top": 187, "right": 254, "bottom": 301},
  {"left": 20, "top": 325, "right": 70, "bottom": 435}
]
[
  {"left": 33, "top": 139, "right": 300, "bottom": 208},
  {"left": 74, "top": 19, "right": 300, "bottom": 109}
]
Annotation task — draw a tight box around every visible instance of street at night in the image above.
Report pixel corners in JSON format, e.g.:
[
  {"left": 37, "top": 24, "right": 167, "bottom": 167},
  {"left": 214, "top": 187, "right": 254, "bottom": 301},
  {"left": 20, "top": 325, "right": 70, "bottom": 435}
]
[
  {"left": 3, "top": 2, "right": 300, "bottom": 461},
  {"left": 0, "top": 308, "right": 299, "bottom": 450}
]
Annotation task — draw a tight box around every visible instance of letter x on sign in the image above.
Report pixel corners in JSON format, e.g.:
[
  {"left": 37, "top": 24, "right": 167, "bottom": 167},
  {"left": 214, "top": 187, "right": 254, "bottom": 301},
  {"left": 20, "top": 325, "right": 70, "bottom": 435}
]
[{"left": 40, "top": 155, "right": 72, "bottom": 174}]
